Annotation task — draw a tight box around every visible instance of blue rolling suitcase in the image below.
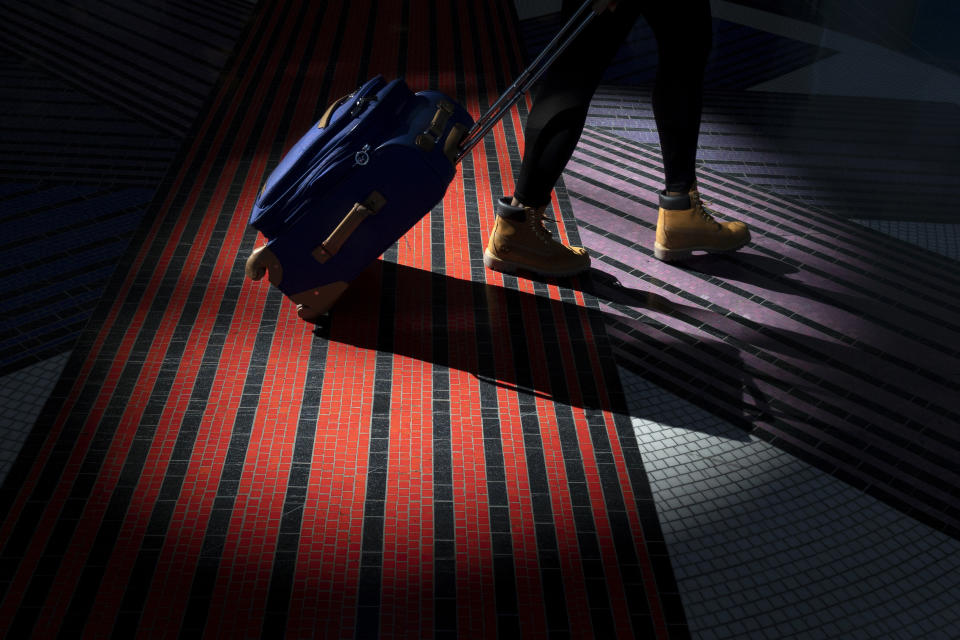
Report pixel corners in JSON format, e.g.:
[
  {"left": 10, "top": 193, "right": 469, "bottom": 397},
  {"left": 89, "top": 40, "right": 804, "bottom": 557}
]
[{"left": 245, "top": 1, "right": 599, "bottom": 320}]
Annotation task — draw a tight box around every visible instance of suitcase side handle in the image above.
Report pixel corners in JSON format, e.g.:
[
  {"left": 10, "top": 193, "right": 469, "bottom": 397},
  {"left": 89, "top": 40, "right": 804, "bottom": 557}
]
[
  {"left": 415, "top": 101, "right": 455, "bottom": 152},
  {"left": 317, "top": 92, "right": 353, "bottom": 129},
  {"left": 312, "top": 191, "right": 387, "bottom": 264}
]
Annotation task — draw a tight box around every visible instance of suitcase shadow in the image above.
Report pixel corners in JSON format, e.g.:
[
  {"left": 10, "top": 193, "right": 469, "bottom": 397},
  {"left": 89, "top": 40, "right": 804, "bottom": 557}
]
[
  {"left": 317, "top": 257, "right": 893, "bottom": 438},
  {"left": 309, "top": 259, "right": 768, "bottom": 432},
  {"left": 313, "top": 256, "right": 908, "bottom": 443},
  {"left": 312, "top": 259, "right": 630, "bottom": 414}
]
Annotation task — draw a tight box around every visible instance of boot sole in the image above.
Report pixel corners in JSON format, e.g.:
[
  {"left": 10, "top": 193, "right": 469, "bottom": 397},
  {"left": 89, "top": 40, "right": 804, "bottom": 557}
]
[
  {"left": 483, "top": 250, "right": 589, "bottom": 278},
  {"left": 653, "top": 239, "right": 750, "bottom": 262}
]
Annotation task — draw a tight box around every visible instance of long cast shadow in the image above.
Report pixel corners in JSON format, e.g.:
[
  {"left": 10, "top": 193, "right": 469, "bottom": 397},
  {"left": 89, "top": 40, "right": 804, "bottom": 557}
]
[
  {"left": 303, "top": 252, "right": 960, "bottom": 533},
  {"left": 320, "top": 258, "right": 959, "bottom": 452},
  {"left": 317, "top": 259, "right": 621, "bottom": 412},
  {"left": 314, "top": 259, "right": 759, "bottom": 442}
]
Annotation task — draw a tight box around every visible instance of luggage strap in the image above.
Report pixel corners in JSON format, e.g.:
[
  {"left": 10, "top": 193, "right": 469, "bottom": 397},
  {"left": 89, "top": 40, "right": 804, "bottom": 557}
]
[{"left": 312, "top": 191, "right": 387, "bottom": 264}]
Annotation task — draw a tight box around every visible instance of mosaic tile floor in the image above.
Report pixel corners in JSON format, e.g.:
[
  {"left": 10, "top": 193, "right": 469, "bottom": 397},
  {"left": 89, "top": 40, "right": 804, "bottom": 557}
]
[
  {"left": 563, "top": 127, "right": 959, "bottom": 536},
  {"left": 1, "top": 0, "right": 958, "bottom": 638},
  {"left": 620, "top": 366, "right": 960, "bottom": 640}
]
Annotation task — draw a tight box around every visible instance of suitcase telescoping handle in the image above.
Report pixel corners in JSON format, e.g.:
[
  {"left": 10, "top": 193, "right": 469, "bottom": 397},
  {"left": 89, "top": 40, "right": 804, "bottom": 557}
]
[{"left": 454, "top": 0, "right": 600, "bottom": 164}]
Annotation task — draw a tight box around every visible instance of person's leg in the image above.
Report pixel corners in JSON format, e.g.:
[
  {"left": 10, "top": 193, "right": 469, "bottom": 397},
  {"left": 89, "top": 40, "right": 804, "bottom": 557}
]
[
  {"left": 486, "top": 0, "right": 641, "bottom": 277},
  {"left": 643, "top": 0, "right": 751, "bottom": 260},
  {"left": 642, "top": 0, "right": 712, "bottom": 194},
  {"left": 513, "top": 0, "right": 642, "bottom": 207}
]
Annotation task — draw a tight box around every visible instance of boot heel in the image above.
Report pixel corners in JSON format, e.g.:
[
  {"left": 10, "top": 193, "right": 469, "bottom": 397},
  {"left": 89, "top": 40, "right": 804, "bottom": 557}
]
[
  {"left": 483, "top": 250, "right": 518, "bottom": 274},
  {"left": 653, "top": 242, "right": 691, "bottom": 262}
]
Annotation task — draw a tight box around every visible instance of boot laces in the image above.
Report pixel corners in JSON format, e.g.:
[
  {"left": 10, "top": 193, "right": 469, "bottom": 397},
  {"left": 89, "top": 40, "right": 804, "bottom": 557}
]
[
  {"left": 530, "top": 208, "right": 555, "bottom": 243},
  {"left": 690, "top": 191, "right": 719, "bottom": 226}
]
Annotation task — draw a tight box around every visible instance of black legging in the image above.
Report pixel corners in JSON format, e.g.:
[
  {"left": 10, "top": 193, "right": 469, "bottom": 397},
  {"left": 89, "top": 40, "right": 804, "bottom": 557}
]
[{"left": 513, "top": 0, "right": 713, "bottom": 207}]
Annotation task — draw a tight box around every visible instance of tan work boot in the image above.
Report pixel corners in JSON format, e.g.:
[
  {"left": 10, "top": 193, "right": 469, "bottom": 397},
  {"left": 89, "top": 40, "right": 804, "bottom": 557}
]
[
  {"left": 484, "top": 197, "right": 590, "bottom": 277},
  {"left": 654, "top": 183, "right": 750, "bottom": 261}
]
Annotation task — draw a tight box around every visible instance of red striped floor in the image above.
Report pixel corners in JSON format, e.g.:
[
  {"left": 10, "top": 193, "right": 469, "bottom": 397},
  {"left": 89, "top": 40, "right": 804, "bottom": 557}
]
[{"left": 0, "top": 1, "right": 685, "bottom": 638}]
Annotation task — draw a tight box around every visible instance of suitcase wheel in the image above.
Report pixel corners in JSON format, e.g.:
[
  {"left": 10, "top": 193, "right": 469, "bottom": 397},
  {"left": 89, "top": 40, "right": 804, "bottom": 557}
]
[{"left": 290, "top": 281, "right": 350, "bottom": 321}]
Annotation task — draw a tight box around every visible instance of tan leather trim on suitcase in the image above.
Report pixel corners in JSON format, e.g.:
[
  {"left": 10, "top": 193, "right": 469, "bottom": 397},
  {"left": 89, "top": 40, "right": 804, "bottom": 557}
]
[
  {"left": 415, "top": 134, "right": 435, "bottom": 152},
  {"left": 312, "top": 191, "right": 387, "bottom": 264},
  {"left": 318, "top": 93, "right": 352, "bottom": 129},
  {"left": 245, "top": 245, "right": 283, "bottom": 286},
  {"left": 415, "top": 101, "right": 455, "bottom": 153},
  {"left": 444, "top": 123, "right": 468, "bottom": 165},
  {"left": 290, "top": 281, "right": 350, "bottom": 320},
  {"left": 429, "top": 101, "right": 454, "bottom": 136}
]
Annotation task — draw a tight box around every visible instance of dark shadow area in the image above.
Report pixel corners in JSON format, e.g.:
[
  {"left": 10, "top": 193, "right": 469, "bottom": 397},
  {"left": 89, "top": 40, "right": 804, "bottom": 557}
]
[
  {"left": 699, "top": 90, "right": 960, "bottom": 223},
  {"left": 675, "top": 251, "right": 798, "bottom": 280},
  {"left": 311, "top": 261, "right": 780, "bottom": 434},
  {"left": 316, "top": 260, "right": 636, "bottom": 414},
  {"left": 311, "top": 258, "right": 960, "bottom": 537},
  {"left": 667, "top": 251, "right": 960, "bottom": 381},
  {"left": 321, "top": 258, "right": 959, "bottom": 437},
  {"left": 727, "top": 0, "right": 960, "bottom": 76},
  {"left": 583, "top": 263, "right": 958, "bottom": 427},
  {"left": 520, "top": 9, "right": 835, "bottom": 91},
  {"left": 508, "top": 257, "right": 956, "bottom": 402}
]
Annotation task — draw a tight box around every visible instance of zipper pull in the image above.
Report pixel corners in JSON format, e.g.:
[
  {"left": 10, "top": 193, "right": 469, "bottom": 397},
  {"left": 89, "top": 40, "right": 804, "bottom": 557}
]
[{"left": 354, "top": 144, "right": 371, "bottom": 167}]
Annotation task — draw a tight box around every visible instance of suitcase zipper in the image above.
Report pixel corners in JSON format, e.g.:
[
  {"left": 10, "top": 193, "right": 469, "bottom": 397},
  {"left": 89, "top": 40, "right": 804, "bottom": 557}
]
[
  {"left": 353, "top": 144, "right": 371, "bottom": 167},
  {"left": 349, "top": 96, "right": 377, "bottom": 118},
  {"left": 287, "top": 140, "right": 373, "bottom": 217}
]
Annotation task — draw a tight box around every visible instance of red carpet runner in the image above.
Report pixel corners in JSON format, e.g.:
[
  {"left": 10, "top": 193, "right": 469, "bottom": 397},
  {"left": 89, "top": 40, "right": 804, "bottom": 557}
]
[{"left": 0, "top": 1, "right": 687, "bottom": 637}]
